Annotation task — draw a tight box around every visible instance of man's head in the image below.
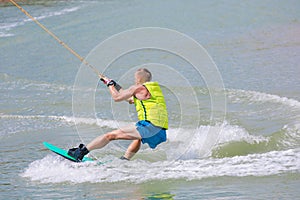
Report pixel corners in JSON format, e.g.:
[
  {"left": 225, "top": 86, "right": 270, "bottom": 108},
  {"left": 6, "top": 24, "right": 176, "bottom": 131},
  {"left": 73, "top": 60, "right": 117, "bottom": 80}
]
[{"left": 135, "top": 68, "right": 152, "bottom": 84}]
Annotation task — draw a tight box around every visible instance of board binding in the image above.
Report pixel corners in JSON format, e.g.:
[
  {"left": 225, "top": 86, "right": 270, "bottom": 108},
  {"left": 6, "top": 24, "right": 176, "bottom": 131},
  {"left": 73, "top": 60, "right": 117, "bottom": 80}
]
[{"left": 43, "top": 142, "right": 94, "bottom": 162}]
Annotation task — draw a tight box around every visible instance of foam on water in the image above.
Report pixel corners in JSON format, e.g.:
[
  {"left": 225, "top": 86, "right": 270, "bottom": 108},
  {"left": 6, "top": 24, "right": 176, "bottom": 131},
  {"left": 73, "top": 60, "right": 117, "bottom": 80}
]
[
  {"left": 58, "top": 116, "right": 128, "bottom": 129},
  {"left": 278, "top": 122, "right": 300, "bottom": 149},
  {"left": 21, "top": 148, "right": 300, "bottom": 184},
  {"left": 3, "top": 77, "right": 299, "bottom": 183},
  {"left": 0, "top": 73, "right": 72, "bottom": 92},
  {"left": 0, "top": 114, "right": 123, "bottom": 136},
  {"left": 227, "top": 89, "right": 300, "bottom": 109},
  {"left": 163, "top": 122, "right": 269, "bottom": 160},
  {"left": 2, "top": 113, "right": 298, "bottom": 154},
  {"left": 210, "top": 121, "right": 300, "bottom": 158},
  {"left": 19, "top": 117, "right": 300, "bottom": 184},
  {"left": 0, "top": 6, "right": 81, "bottom": 38},
  {"left": 0, "top": 32, "right": 14, "bottom": 37}
]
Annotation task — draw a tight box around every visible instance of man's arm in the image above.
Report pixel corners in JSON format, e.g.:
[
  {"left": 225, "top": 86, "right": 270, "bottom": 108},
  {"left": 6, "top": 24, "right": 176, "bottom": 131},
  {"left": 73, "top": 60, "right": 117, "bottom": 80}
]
[
  {"left": 117, "top": 88, "right": 134, "bottom": 104},
  {"left": 108, "top": 85, "right": 138, "bottom": 102}
]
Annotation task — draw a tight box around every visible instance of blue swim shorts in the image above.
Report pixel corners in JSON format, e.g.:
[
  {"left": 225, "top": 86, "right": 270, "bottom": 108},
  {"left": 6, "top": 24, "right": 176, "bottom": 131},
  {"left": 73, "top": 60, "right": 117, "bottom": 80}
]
[{"left": 136, "top": 120, "right": 167, "bottom": 149}]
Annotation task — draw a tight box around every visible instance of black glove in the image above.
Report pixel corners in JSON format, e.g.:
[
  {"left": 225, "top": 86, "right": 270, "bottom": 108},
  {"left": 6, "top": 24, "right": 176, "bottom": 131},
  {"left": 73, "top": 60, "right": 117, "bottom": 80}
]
[
  {"left": 107, "top": 80, "right": 116, "bottom": 87},
  {"left": 100, "top": 78, "right": 122, "bottom": 91},
  {"left": 100, "top": 78, "right": 106, "bottom": 83}
]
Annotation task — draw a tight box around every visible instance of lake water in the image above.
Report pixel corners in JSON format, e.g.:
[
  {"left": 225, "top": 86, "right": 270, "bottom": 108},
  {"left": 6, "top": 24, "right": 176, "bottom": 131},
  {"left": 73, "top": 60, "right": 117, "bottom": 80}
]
[{"left": 1, "top": 0, "right": 300, "bottom": 199}]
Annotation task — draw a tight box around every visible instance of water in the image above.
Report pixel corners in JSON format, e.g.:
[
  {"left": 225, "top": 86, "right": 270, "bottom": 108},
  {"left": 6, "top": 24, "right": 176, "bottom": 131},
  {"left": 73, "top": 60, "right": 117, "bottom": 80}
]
[{"left": 1, "top": 0, "right": 300, "bottom": 199}]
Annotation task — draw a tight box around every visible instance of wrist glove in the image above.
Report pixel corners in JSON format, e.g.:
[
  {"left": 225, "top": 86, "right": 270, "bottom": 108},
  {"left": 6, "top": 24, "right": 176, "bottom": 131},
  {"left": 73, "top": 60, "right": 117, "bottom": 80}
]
[
  {"left": 100, "top": 77, "right": 122, "bottom": 91},
  {"left": 107, "top": 80, "right": 116, "bottom": 87}
]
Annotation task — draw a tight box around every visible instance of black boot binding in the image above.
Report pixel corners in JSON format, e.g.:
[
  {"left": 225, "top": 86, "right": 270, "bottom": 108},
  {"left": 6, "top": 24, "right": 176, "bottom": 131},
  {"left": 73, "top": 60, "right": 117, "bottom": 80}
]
[
  {"left": 68, "top": 144, "right": 89, "bottom": 162},
  {"left": 120, "top": 156, "right": 129, "bottom": 161}
]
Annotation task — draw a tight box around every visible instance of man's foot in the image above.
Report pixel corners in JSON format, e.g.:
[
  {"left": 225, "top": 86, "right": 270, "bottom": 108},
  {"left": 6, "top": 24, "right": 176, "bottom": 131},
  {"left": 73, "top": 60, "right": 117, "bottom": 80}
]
[
  {"left": 120, "top": 156, "right": 129, "bottom": 161},
  {"left": 68, "top": 144, "right": 89, "bottom": 162}
]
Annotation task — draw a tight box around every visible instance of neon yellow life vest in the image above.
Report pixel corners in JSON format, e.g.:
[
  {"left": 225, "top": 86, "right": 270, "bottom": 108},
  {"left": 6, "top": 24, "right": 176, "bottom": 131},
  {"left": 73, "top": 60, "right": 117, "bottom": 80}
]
[{"left": 134, "top": 82, "right": 168, "bottom": 129}]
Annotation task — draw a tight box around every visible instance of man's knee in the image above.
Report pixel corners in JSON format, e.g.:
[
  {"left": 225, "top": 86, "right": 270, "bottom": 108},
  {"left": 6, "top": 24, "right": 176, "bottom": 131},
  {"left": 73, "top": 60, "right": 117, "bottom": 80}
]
[{"left": 105, "top": 132, "right": 117, "bottom": 141}]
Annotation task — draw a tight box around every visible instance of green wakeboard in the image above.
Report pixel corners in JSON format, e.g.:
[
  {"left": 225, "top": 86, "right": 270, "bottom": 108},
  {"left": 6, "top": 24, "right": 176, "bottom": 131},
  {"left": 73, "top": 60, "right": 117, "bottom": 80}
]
[{"left": 43, "top": 142, "right": 94, "bottom": 162}]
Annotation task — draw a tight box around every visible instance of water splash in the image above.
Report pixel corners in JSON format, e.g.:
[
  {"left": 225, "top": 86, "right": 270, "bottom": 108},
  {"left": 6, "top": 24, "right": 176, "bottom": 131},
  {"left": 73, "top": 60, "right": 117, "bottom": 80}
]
[{"left": 21, "top": 148, "right": 300, "bottom": 184}]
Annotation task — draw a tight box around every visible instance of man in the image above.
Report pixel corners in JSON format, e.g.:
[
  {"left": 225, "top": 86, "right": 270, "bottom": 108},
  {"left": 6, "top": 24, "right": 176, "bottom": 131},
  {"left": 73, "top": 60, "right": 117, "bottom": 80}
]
[{"left": 68, "top": 68, "right": 168, "bottom": 161}]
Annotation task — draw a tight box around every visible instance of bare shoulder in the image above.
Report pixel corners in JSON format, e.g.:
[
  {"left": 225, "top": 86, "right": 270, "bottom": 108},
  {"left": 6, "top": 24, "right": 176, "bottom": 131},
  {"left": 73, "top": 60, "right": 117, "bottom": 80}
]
[{"left": 133, "top": 84, "right": 151, "bottom": 100}]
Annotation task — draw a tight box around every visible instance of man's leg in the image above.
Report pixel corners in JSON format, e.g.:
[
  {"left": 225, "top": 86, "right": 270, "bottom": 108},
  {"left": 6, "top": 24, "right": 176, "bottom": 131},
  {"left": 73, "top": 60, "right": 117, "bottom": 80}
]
[
  {"left": 87, "top": 124, "right": 141, "bottom": 151},
  {"left": 122, "top": 139, "right": 141, "bottom": 160}
]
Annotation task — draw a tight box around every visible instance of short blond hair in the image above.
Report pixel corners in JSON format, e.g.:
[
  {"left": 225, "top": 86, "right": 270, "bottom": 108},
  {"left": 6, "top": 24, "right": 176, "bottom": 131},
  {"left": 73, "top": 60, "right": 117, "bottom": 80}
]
[{"left": 136, "top": 68, "right": 152, "bottom": 82}]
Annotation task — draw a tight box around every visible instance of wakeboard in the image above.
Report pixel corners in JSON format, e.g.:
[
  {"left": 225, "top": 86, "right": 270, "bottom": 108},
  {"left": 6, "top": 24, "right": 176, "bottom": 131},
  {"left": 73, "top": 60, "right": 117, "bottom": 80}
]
[{"left": 43, "top": 142, "right": 94, "bottom": 162}]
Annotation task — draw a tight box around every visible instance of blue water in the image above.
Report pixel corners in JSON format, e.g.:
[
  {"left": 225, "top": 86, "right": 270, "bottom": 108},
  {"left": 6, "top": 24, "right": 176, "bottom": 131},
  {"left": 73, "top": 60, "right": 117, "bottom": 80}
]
[{"left": 1, "top": 0, "right": 300, "bottom": 199}]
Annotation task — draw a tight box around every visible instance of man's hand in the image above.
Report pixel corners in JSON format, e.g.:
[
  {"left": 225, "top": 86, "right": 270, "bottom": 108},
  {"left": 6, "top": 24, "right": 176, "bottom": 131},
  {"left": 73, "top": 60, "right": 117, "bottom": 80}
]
[
  {"left": 127, "top": 97, "right": 134, "bottom": 104},
  {"left": 100, "top": 76, "right": 122, "bottom": 91},
  {"left": 99, "top": 76, "right": 116, "bottom": 87},
  {"left": 107, "top": 80, "right": 116, "bottom": 87},
  {"left": 100, "top": 77, "right": 110, "bottom": 85},
  {"left": 128, "top": 99, "right": 134, "bottom": 104}
]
